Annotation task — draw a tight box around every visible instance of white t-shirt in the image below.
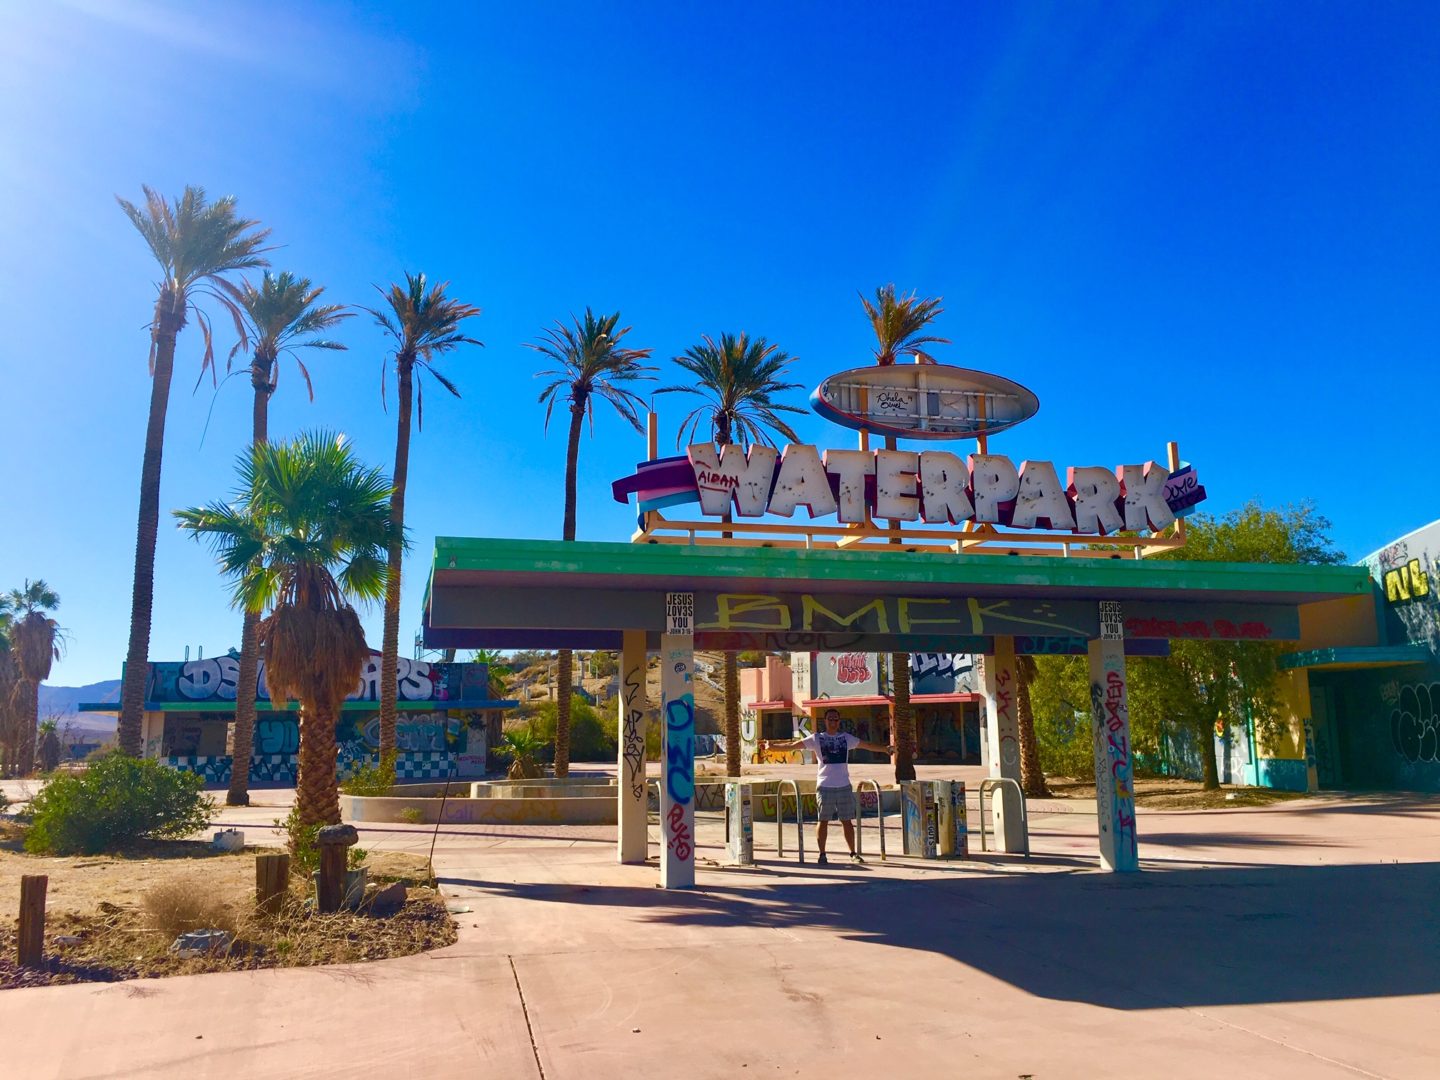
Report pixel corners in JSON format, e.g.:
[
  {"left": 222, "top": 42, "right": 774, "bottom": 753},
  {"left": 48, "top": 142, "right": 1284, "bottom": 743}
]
[{"left": 801, "top": 732, "right": 859, "bottom": 788}]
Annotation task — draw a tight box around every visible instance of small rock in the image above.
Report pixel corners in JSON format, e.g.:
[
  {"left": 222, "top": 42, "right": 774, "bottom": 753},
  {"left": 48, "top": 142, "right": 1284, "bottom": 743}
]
[
  {"left": 55, "top": 935, "right": 84, "bottom": 947},
  {"left": 170, "top": 929, "right": 231, "bottom": 958},
  {"left": 631, "top": 1028, "right": 641, "bottom": 1034},
  {"left": 317, "top": 824, "right": 359, "bottom": 847},
  {"left": 368, "top": 881, "right": 407, "bottom": 917}
]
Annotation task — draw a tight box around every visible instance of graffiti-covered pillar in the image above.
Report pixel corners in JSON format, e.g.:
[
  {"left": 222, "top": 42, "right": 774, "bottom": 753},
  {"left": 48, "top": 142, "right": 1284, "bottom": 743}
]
[
  {"left": 1088, "top": 601, "right": 1139, "bottom": 872},
  {"left": 982, "top": 635, "right": 1025, "bottom": 852},
  {"left": 617, "top": 630, "right": 649, "bottom": 865},
  {"left": 660, "top": 592, "right": 696, "bottom": 889}
]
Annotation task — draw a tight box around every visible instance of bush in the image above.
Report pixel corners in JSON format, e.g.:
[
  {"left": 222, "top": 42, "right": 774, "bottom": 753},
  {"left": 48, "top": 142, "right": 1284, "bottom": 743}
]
[
  {"left": 143, "top": 879, "right": 237, "bottom": 940},
  {"left": 339, "top": 753, "right": 397, "bottom": 796},
  {"left": 275, "top": 805, "right": 321, "bottom": 877},
  {"left": 398, "top": 806, "right": 426, "bottom": 825},
  {"left": 25, "top": 753, "right": 215, "bottom": 855},
  {"left": 529, "top": 698, "right": 616, "bottom": 761}
]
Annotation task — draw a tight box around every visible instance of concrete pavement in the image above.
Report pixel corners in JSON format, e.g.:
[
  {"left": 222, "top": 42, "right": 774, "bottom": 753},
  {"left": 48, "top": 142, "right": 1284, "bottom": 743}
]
[{"left": 5, "top": 776, "right": 1440, "bottom": 1079}]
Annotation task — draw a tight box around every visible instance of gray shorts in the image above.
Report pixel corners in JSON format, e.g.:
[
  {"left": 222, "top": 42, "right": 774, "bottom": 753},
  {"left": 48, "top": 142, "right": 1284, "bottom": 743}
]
[{"left": 817, "top": 785, "right": 857, "bottom": 821}]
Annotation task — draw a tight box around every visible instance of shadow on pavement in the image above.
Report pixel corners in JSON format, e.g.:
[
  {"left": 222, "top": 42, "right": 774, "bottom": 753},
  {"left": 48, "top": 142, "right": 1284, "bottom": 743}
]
[{"left": 464, "top": 859, "right": 1440, "bottom": 1010}]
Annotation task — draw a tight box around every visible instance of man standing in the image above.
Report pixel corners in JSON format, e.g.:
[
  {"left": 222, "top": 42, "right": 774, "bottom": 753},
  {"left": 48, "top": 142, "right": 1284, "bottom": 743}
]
[{"left": 762, "top": 709, "right": 892, "bottom": 865}]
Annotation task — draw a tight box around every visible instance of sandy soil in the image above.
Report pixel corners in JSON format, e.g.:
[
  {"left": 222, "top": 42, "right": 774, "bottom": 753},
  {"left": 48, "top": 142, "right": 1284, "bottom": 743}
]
[{"left": 1046, "top": 775, "right": 1309, "bottom": 809}]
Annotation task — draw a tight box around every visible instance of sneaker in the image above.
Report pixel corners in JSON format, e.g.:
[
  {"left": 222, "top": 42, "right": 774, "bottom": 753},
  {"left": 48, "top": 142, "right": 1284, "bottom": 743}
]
[
  {"left": 817, "top": 852, "right": 828, "bottom": 865},
  {"left": 850, "top": 852, "right": 865, "bottom": 864}
]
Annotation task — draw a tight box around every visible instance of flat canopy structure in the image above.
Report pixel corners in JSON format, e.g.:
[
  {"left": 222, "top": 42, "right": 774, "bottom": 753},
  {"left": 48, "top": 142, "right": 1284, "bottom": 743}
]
[{"left": 423, "top": 537, "right": 1371, "bottom": 653}]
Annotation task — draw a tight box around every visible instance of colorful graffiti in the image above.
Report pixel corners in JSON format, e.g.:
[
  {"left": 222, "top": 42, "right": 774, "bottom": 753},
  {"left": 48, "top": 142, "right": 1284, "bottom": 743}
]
[
  {"left": 1090, "top": 659, "right": 1137, "bottom": 868},
  {"left": 910, "top": 652, "right": 976, "bottom": 694},
  {"left": 661, "top": 645, "right": 696, "bottom": 880},
  {"left": 146, "top": 657, "right": 491, "bottom": 706}
]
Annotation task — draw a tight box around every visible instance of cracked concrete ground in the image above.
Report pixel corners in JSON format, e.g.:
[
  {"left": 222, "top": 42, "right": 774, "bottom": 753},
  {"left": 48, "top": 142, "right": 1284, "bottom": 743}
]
[{"left": 4, "top": 766, "right": 1439, "bottom": 1079}]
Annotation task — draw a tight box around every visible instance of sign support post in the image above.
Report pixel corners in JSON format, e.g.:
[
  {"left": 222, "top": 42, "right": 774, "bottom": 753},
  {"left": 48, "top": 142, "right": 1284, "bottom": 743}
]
[
  {"left": 1089, "top": 601, "right": 1139, "bottom": 872},
  {"left": 661, "top": 593, "right": 696, "bottom": 889},
  {"left": 617, "top": 629, "right": 649, "bottom": 864},
  {"left": 982, "top": 635, "right": 1025, "bottom": 852}
]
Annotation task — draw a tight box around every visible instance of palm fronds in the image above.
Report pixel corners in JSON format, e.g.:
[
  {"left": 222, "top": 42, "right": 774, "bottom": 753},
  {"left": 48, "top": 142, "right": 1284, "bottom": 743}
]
[
  {"left": 660, "top": 332, "right": 805, "bottom": 448},
  {"left": 365, "top": 273, "right": 483, "bottom": 426},
  {"left": 860, "top": 284, "right": 950, "bottom": 366},
  {"left": 526, "top": 307, "right": 656, "bottom": 434},
  {"left": 232, "top": 271, "right": 351, "bottom": 402}
]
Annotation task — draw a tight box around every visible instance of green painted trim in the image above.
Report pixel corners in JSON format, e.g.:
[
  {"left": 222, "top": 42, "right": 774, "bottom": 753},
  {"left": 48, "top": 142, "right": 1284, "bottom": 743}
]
[
  {"left": 78, "top": 698, "right": 517, "bottom": 714},
  {"left": 1277, "top": 645, "right": 1432, "bottom": 670},
  {"left": 430, "top": 536, "right": 1371, "bottom": 600}
]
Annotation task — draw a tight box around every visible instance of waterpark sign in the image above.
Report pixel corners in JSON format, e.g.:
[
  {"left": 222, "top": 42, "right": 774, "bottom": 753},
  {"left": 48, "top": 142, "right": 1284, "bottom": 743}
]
[{"left": 678, "top": 442, "right": 1205, "bottom": 534}]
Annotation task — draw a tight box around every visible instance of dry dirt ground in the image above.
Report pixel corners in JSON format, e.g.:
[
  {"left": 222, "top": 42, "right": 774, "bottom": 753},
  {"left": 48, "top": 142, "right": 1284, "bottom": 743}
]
[
  {"left": 1046, "top": 774, "right": 1309, "bottom": 809},
  {"left": 0, "top": 823, "right": 454, "bottom": 990}
]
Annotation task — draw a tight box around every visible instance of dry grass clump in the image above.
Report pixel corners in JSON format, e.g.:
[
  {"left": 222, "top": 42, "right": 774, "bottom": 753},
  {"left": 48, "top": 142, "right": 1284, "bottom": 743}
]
[{"left": 141, "top": 879, "right": 238, "bottom": 940}]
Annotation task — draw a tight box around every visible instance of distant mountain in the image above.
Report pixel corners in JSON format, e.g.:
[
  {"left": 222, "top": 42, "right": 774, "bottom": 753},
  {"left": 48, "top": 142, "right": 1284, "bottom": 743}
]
[{"left": 38, "top": 680, "right": 122, "bottom": 735}]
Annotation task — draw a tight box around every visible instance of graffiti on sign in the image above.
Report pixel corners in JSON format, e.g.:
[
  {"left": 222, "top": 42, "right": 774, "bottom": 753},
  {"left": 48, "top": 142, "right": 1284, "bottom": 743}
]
[
  {"left": 830, "top": 653, "right": 872, "bottom": 684},
  {"left": 149, "top": 657, "right": 485, "bottom": 705}
]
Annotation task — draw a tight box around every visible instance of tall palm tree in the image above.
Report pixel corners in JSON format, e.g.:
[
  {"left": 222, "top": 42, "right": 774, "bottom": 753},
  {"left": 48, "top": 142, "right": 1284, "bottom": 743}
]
[
  {"left": 115, "top": 186, "right": 271, "bottom": 756},
  {"left": 0, "top": 611, "right": 19, "bottom": 777},
  {"left": 176, "top": 432, "right": 396, "bottom": 829},
  {"left": 223, "top": 272, "right": 350, "bottom": 807},
  {"left": 365, "top": 274, "right": 483, "bottom": 761},
  {"left": 528, "top": 308, "right": 654, "bottom": 777},
  {"left": 662, "top": 333, "right": 805, "bottom": 777},
  {"left": 1016, "top": 654, "right": 1052, "bottom": 797},
  {"left": 4, "top": 581, "right": 63, "bottom": 778},
  {"left": 860, "top": 284, "right": 952, "bottom": 782}
]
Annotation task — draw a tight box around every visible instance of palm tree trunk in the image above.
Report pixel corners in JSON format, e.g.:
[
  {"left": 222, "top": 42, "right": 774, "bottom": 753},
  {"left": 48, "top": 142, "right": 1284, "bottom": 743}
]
[
  {"left": 379, "top": 361, "right": 414, "bottom": 761},
  {"left": 1016, "top": 656, "right": 1050, "bottom": 797},
  {"left": 296, "top": 698, "right": 341, "bottom": 828},
  {"left": 228, "top": 370, "right": 270, "bottom": 807},
  {"left": 553, "top": 404, "right": 586, "bottom": 780},
  {"left": 17, "top": 679, "right": 38, "bottom": 777},
  {"left": 118, "top": 292, "right": 184, "bottom": 756},
  {"left": 892, "top": 653, "right": 916, "bottom": 782},
  {"left": 724, "top": 652, "right": 741, "bottom": 777}
]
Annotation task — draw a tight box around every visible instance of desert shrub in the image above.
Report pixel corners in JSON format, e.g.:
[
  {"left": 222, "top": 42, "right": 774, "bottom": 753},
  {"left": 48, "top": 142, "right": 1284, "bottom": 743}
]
[
  {"left": 737, "top": 650, "right": 767, "bottom": 668},
  {"left": 348, "top": 846, "right": 368, "bottom": 870},
  {"left": 496, "top": 728, "right": 546, "bottom": 779},
  {"left": 529, "top": 698, "right": 616, "bottom": 761},
  {"left": 398, "top": 806, "right": 426, "bottom": 824},
  {"left": 25, "top": 753, "right": 214, "bottom": 855},
  {"left": 275, "top": 805, "right": 321, "bottom": 877},
  {"left": 339, "top": 753, "right": 397, "bottom": 796},
  {"left": 142, "top": 879, "right": 237, "bottom": 940},
  {"left": 589, "top": 651, "right": 618, "bottom": 678}
]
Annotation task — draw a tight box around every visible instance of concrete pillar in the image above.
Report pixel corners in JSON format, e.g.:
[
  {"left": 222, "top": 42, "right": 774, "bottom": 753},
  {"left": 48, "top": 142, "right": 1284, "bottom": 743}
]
[
  {"left": 617, "top": 630, "right": 649, "bottom": 864},
  {"left": 1087, "top": 635, "right": 1139, "bottom": 872},
  {"left": 660, "top": 634, "right": 696, "bottom": 889},
  {"left": 981, "top": 635, "right": 1024, "bottom": 852}
]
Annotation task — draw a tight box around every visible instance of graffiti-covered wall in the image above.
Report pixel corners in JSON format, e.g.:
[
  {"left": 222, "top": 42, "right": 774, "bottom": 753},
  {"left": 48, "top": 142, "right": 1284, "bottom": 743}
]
[
  {"left": 1313, "top": 666, "right": 1440, "bottom": 792},
  {"left": 144, "top": 656, "right": 493, "bottom": 706},
  {"left": 909, "top": 653, "right": 978, "bottom": 695},
  {"left": 814, "top": 652, "right": 880, "bottom": 697}
]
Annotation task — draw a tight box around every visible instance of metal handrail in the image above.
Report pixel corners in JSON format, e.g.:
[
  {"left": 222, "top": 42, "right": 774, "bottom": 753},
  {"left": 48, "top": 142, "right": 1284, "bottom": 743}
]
[
  {"left": 978, "top": 777, "right": 1029, "bottom": 855},
  {"left": 854, "top": 779, "right": 885, "bottom": 861},
  {"left": 774, "top": 779, "right": 804, "bottom": 863}
]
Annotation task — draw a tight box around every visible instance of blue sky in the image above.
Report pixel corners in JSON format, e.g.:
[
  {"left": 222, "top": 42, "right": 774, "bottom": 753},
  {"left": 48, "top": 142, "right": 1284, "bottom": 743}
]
[{"left": 2, "top": 1, "right": 1437, "bottom": 686}]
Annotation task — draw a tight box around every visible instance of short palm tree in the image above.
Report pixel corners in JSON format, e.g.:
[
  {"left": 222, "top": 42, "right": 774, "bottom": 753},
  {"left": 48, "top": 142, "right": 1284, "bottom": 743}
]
[
  {"left": 662, "top": 333, "right": 805, "bottom": 777},
  {"left": 860, "top": 284, "right": 950, "bottom": 366},
  {"left": 860, "top": 285, "right": 951, "bottom": 781},
  {"left": 3, "top": 581, "right": 63, "bottom": 778},
  {"left": 224, "top": 272, "right": 350, "bottom": 807},
  {"left": 365, "top": 274, "right": 483, "bottom": 761},
  {"left": 115, "top": 186, "right": 271, "bottom": 756},
  {"left": 528, "top": 308, "right": 654, "bottom": 777},
  {"left": 176, "top": 431, "right": 398, "bottom": 829}
]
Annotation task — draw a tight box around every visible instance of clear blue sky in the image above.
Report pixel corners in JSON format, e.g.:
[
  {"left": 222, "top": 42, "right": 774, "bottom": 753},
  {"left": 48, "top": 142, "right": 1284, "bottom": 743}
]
[{"left": 2, "top": 1, "right": 1437, "bottom": 686}]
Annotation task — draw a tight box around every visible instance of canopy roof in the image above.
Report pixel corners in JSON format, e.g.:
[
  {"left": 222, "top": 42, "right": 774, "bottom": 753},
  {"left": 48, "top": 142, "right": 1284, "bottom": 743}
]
[{"left": 424, "top": 538, "right": 1372, "bottom": 653}]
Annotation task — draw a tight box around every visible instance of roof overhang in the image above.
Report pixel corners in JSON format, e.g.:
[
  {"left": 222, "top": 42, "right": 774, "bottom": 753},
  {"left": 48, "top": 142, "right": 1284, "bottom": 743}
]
[
  {"left": 425, "top": 538, "right": 1373, "bottom": 653},
  {"left": 1277, "top": 645, "right": 1432, "bottom": 672}
]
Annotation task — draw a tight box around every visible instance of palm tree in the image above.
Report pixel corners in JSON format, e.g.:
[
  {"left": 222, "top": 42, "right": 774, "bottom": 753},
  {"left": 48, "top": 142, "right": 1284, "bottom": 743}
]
[
  {"left": 365, "top": 274, "right": 483, "bottom": 761},
  {"left": 471, "top": 648, "right": 512, "bottom": 700},
  {"left": 528, "top": 308, "right": 654, "bottom": 777},
  {"left": 3, "top": 581, "right": 63, "bottom": 778},
  {"left": 115, "top": 186, "right": 271, "bottom": 756},
  {"left": 224, "top": 272, "right": 350, "bottom": 807},
  {"left": 176, "top": 432, "right": 397, "bottom": 829},
  {"left": 1016, "top": 654, "right": 1052, "bottom": 797},
  {"left": 0, "top": 611, "right": 18, "bottom": 777},
  {"left": 662, "top": 333, "right": 805, "bottom": 778},
  {"left": 860, "top": 284, "right": 951, "bottom": 782}
]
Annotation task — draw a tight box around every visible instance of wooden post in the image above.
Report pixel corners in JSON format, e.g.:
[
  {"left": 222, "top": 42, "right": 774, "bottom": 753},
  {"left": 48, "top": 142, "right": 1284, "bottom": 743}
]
[
  {"left": 617, "top": 630, "right": 649, "bottom": 864},
  {"left": 18, "top": 875, "right": 47, "bottom": 968},
  {"left": 317, "top": 846, "right": 346, "bottom": 913},
  {"left": 256, "top": 853, "right": 290, "bottom": 916}
]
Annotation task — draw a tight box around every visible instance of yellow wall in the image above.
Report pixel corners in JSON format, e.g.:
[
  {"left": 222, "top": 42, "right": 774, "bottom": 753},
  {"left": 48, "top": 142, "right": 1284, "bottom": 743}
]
[
  {"left": 1258, "top": 669, "right": 1310, "bottom": 761},
  {"left": 1295, "top": 594, "right": 1377, "bottom": 651}
]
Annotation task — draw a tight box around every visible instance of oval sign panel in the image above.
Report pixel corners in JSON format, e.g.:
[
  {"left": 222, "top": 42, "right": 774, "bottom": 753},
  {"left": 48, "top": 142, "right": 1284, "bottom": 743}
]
[{"left": 811, "top": 363, "right": 1040, "bottom": 440}]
